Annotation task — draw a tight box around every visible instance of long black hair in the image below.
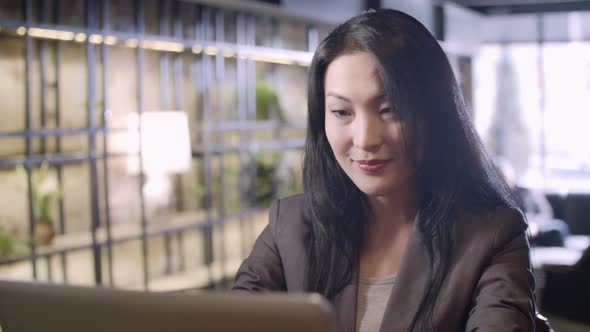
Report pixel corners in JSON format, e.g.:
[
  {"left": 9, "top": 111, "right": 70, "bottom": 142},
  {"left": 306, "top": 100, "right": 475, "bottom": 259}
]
[{"left": 302, "top": 9, "right": 517, "bottom": 330}]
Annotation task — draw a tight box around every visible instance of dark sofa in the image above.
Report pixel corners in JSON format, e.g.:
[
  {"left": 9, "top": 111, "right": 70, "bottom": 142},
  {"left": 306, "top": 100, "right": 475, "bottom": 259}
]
[
  {"left": 541, "top": 193, "right": 590, "bottom": 323},
  {"left": 546, "top": 193, "right": 590, "bottom": 235}
]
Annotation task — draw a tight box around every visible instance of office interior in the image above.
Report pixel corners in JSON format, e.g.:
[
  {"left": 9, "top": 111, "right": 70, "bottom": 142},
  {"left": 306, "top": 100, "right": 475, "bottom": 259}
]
[{"left": 0, "top": 0, "right": 589, "bottom": 330}]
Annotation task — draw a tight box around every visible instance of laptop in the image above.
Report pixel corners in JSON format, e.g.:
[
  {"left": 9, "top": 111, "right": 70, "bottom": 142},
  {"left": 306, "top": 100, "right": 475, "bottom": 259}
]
[{"left": 0, "top": 279, "right": 336, "bottom": 332}]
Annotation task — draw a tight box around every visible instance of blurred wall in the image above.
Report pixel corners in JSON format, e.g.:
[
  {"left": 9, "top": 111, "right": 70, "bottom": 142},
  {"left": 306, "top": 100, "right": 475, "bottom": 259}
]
[
  {"left": 382, "top": 0, "right": 436, "bottom": 35},
  {"left": 281, "top": 0, "right": 363, "bottom": 24},
  {"left": 482, "top": 12, "right": 590, "bottom": 43},
  {"left": 444, "top": 1, "right": 483, "bottom": 46}
]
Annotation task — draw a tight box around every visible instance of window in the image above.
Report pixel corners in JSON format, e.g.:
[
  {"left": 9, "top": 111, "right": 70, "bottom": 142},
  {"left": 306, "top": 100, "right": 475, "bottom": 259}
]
[{"left": 474, "top": 42, "right": 590, "bottom": 193}]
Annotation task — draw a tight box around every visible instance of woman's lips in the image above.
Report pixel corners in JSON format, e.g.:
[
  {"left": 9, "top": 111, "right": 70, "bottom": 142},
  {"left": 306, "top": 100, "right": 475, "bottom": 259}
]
[{"left": 354, "top": 159, "right": 392, "bottom": 173}]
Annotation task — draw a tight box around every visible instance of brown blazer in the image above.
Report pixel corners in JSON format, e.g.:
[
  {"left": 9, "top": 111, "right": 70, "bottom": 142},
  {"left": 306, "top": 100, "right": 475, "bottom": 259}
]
[{"left": 233, "top": 194, "right": 536, "bottom": 331}]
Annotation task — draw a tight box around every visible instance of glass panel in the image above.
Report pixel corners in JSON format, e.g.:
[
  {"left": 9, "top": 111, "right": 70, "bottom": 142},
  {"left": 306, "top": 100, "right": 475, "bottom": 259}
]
[
  {"left": 182, "top": 229, "right": 206, "bottom": 268},
  {"left": 59, "top": 42, "right": 88, "bottom": 128},
  {"left": 254, "top": 150, "right": 280, "bottom": 208},
  {"left": 111, "top": 240, "right": 144, "bottom": 288},
  {"left": 221, "top": 214, "right": 243, "bottom": 265},
  {"left": 143, "top": 49, "right": 161, "bottom": 111},
  {"left": 188, "top": 158, "right": 205, "bottom": 211},
  {"left": 145, "top": 235, "right": 164, "bottom": 279},
  {"left": 209, "top": 155, "right": 221, "bottom": 212},
  {"left": 181, "top": 53, "right": 201, "bottom": 145},
  {"left": 63, "top": 250, "right": 96, "bottom": 286},
  {"left": 275, "top": 149, "right": 303, "bottom": 197},
  {"left": 221, "top": 57, "right": 238, "bottom": 122},
  {"left": 0, "top": 138, "right": 25, "bottom": 158},
  {"left": 40, "top": 41, "right": 59, "bottom": 134},
  {"left": 106, "top": 45, "right": 138, "bottom": 129},
  {"left": 223, "top": 152, "right": 242, "bottom": 214},
  {"left": 104, "top": 130, "right": 130, "bottom": 155},
  {"left": 269, "top": 64, "right": 308, "bottom": 127},
  {"left": 0, "top": 169, "right": 30, "bottom": 260},
  {"left": 62, "top": 162, "right": 91, "bottom": 232},
  {"left": 0, "top": 36, "right": 26, "bottom": 132},
  {"left": 58, "top": 135, "right": 89, "bottom": 154},
  {"left": 103, "top": 155, "right": 142, "bottom": 225}
]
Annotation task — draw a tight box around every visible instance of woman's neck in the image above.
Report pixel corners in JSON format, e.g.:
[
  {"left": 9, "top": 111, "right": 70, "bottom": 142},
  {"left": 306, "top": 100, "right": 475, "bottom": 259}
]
[
  {"left": 367, "top": 186, "right": 418, "bottom": 231},
  {"left": 359, "top": 188, "right": 418, "bottom": 277}
]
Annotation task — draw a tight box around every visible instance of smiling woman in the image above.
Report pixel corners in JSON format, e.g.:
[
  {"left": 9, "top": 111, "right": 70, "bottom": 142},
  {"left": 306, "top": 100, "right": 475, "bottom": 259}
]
[{"left": 233, "top": 9, "right": 539, "bottom": 332}]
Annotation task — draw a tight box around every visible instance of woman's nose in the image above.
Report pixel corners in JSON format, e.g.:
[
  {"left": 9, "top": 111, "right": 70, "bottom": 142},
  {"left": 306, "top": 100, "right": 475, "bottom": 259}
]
[{"left": 352, "top": 114, "right": 383, "bottom": 152}]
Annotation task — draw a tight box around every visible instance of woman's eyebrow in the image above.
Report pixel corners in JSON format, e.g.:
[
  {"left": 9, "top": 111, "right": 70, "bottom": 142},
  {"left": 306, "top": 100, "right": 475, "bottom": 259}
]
[
  {"left": 326, "top": 91, "right": 387, "bottom": 102},
  {"left": 326, "top": 91, "right": 351, "bottom": 102},
  {"left": 373, "top": 92, "right": 387, "bottom": 101}
]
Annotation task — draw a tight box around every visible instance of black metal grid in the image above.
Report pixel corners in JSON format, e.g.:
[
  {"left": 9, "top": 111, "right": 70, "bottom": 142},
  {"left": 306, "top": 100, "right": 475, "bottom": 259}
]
[{"left": 0, "top": 0, "right": 326, "bottom": 290}]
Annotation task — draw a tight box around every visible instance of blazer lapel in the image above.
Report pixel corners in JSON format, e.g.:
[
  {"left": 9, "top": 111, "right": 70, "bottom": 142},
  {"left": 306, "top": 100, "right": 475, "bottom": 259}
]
[
  {"left": 332, "top": 263, "right": 360, "bottom": 332},
  {"left": 379, "top": 223, "right": 432, "bottom": 331}
]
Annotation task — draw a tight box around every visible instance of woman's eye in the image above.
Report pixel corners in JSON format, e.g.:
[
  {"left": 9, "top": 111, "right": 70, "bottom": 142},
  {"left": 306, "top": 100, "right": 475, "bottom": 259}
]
[
  {"left": 331, "top": 110, "right": 350, "bottom": 118},
  {"left": 380, "top": 107, "right": 399, "bottom": 118}
]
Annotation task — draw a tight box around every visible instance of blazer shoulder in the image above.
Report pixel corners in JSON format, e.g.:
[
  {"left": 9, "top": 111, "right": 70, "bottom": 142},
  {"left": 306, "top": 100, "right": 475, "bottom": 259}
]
[
  {"left": 275, "top": 193, "right": 305, "bottom": 209},
  {"left": 455, "top": 205, "right": 528, "bottom": 252},
  {"left": 489, "top": 205, "right": 528, "bottom": 248},
  {"left": 270, "top": 193, "right": 307, "bottom": 238}
]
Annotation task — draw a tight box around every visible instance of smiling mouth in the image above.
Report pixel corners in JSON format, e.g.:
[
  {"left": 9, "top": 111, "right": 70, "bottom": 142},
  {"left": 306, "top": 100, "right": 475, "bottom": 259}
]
[{"left": 354, "top": 159, "right": 392, "bottom": 172}]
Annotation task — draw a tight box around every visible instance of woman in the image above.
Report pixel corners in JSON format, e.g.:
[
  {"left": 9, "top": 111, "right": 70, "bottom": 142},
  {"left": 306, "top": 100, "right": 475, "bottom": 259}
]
[{"left": 233, "top": 9, "right": 536, "bottom": 331}]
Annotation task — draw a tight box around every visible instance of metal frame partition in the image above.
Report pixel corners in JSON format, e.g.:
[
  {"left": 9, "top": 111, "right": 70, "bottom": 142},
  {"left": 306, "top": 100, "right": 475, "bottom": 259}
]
[{"left": 0, "top": 0, "right": 328, "bottom": 290}]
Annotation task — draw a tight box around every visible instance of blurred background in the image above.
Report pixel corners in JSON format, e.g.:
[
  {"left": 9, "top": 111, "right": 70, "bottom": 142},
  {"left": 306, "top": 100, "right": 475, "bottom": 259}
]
[{"left": 0, "top": 0, "right": 589, "bottom": 330}]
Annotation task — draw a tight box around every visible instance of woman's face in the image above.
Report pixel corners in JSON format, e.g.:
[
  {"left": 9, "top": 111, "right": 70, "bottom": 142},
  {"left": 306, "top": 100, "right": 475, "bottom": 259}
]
[{"left": 324, "top": 51, "right": 415, "bottom": 197}]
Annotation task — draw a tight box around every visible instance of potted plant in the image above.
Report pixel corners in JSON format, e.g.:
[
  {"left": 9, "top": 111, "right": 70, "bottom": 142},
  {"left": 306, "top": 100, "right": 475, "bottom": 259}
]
[{"left": 17, "top": 163, "right": 61, "bottom": 246}]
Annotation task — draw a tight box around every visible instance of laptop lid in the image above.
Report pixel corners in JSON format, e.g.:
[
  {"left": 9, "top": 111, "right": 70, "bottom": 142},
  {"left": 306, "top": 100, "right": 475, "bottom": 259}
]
[{"left": 0, "top": 279, "right": 336, "bottom": 332}]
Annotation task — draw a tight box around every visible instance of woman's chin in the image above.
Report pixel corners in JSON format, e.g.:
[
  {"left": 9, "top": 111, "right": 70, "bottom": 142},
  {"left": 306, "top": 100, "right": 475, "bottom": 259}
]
[{"left": 355, "top": 184, "right": 395, "bottom": 197}]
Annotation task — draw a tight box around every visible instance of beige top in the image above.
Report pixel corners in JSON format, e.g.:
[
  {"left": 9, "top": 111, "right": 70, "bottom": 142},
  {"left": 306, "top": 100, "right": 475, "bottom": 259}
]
[{"left": 355, "top": 274, "right": 397, "bottom": 332}]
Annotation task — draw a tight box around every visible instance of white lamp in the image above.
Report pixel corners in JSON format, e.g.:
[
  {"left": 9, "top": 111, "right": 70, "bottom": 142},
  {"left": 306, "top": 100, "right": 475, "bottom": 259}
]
[{"left": 127, "top": 111, "right": 192, "bottom": 212}]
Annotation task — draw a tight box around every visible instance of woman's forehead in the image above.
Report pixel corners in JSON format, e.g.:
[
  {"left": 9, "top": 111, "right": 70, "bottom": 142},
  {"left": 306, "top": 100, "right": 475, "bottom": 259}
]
[{"left": 324, "top": 52, "right": 385, "bottom": 104}]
